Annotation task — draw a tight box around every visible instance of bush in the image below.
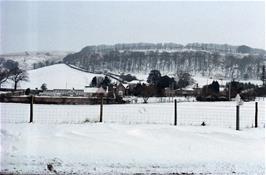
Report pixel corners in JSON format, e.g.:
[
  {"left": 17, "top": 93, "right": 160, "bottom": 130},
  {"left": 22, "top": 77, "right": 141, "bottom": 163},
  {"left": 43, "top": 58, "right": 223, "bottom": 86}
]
[{"left": 25, "top": 88, "right": 31, "bottom": 95}]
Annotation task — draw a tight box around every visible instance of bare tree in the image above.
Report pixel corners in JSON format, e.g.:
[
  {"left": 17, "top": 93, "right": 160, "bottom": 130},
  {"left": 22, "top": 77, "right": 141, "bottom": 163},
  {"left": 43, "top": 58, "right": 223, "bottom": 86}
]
[
  {"left": 141, "top": 85, "right": 156, "bottom": 103},
  {"left": 9, "top": 69, "right": 29, "bottom": 90},
  {"left": 0, "top": 69, "right": 10, "bottom": 87},
  {"left": 0, "top": 59, "right": 20, "bottom": 88}
]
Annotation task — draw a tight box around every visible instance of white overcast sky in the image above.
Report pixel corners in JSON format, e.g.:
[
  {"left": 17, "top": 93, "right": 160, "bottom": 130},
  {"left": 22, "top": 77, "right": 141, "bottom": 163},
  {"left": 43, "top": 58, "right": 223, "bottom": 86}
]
[{"left": 0, "top": 1, "right": 265, "bottom": 54}]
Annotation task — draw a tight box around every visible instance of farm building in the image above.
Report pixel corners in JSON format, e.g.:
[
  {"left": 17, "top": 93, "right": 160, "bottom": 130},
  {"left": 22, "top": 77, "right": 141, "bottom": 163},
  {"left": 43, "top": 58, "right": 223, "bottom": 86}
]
[
  {"left": 39, "top": 89, "right": 84, "bottom": 97},
  {"left": 84, "top": 86, "right": 106, "bottom": 97}
]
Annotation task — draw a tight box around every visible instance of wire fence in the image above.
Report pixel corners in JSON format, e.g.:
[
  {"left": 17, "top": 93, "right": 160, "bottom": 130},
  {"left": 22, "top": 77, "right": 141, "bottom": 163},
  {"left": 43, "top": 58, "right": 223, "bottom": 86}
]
[
  {"left": 176, "top": 102, "right": 265, "bottom": 128},
  {"left": 1, "top": 100, "right": 265, "bottom": 129}
]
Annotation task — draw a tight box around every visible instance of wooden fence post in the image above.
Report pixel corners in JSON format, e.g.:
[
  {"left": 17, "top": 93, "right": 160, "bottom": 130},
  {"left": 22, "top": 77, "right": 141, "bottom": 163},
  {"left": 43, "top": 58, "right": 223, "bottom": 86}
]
[
  {"left": 255, "top": 102, "right": 258, "bottom": 128},
  {"left": 29, "top": 95, "right": 34, "bottom": 123},
  {"left": 99, "top": 96, "right": 103, "bottom": 122},
  {"left": 174, "top": 99, "right": 177, "bottom": 126},
  {"left": 236, "top": 105, "right": 240, "bottom": 130}
]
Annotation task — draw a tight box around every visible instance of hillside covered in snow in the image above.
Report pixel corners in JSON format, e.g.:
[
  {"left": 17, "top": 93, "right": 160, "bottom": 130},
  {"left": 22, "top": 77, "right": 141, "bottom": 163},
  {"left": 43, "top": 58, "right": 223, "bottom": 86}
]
[
  {"left": 0, "top": 51, "right": 72, "bottom": 70},
  {"left": 63, "top": 43, "right": 266, "bottom": 80},
  {"left": 6, "top": 64, "right": 105, "bottom": 90}
]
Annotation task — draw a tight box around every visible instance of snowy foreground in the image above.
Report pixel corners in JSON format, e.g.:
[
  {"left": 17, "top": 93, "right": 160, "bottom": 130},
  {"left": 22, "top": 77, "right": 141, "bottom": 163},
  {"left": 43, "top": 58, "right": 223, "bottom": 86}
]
[
  {"left": 1, "top": 123, "right": 265, "bottom": 174},
  {"left": 1, "top": 101, "right": 265, "bottom": 128}
]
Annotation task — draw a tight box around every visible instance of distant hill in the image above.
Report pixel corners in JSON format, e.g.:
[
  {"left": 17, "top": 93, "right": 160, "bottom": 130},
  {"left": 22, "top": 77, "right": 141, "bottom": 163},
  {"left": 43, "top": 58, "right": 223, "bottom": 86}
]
[
  {"left": 64, "top": 42, "right": 265, "bottom": 54},
  {"left": 0, "top": 51, "right": 72, "bottom": 70},
  {"left": 63, "top": 42, "right": 266, "bottom": 80}
]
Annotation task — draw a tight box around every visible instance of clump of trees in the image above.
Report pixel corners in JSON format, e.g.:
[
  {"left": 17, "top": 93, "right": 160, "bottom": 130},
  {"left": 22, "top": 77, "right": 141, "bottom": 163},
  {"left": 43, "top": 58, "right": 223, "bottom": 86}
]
[
  {"left": 129, "top": 83, "right": 156, "bottom": 103},
  {"left": 201, "top": 81, "right": 220, "bottom": 96},
  {"left": 90, "top": 76, "right": 111, "bottom": 90},
  {"left": 175, "top": 71, "right": 195, "bottom": 89},
  {"left": 40, "top": 83, "right": 48, "bottom": 91},
  {"left": 157, "top": 75, "right": 176, "bottom": 89},
  {"left": 0, "top": 58, "right": 29, "bottom": 90},
  {"left": 226, "top": 81, "right": 257, "bottom": 95},
  {"left": 147, "top": 69, "right": 195, "bottom": 91},
  {"left": 147, "top": 70, "right": 175, "bottom": 96},
  {"left": 147, "top": 70, "right": 162, "bottom": 86},
  {"left": 128, "top": 70, "right": 194, "bottom": 103},
  {"left": 120, "top": 73, "right": 137, "bottom": 82},
  {"left": 33, "top": 60, "right": 59, "bottom": 69}
]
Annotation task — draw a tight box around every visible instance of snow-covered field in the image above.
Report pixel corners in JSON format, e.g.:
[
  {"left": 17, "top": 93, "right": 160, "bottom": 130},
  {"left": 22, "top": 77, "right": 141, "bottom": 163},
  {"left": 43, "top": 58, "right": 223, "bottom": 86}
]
[
  {"left": 1, "top": 101, "right": 265, "bottom": 128},
  {"left": 2, "top": 63, "right": 263, "bottom": 90},
  {"left": 2, "top": 64, "right": 105, "bottom": 90},
  {"left": 1, "top": 100, "right": 265, "bottom": 174},
  {"left": 1, "top": 123, "right": 265, "bottom": 174}
]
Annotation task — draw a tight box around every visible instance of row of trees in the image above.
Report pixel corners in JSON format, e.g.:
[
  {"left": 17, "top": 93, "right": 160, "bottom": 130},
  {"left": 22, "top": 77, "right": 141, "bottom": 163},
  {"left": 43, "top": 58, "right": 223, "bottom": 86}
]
[
  {"left": 147, "top": 70, "right": 194, "bottom": 90},
  {"left": 64, "top": 48, "right": 265, "bottom": 80},
  {"left": 90, "top": 69, "right": 194, "bottom": 91},
  {"left": 198, "top": 79, "right": 266, "bottom": 101},
  {"left": 67, "top": 43, "right": 264, "bottom": 55},
  {"left": 33, "top": 60, "right": 59, "bottom": 69},
  {"left": 0, "top": 58, "right": 29, "bottom": 90}
]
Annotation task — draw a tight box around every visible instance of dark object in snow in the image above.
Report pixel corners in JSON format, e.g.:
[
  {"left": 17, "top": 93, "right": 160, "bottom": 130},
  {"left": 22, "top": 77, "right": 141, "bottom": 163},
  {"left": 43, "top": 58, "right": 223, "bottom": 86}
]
[
  {"left": 47, "top": 163, "right": 58, "bottom": 174},
  {"left": 47, "top": 163, "right": 54, "bottom": 171},
  {"left": 201, "top": 122, "right": 206, "bottom": 126}
]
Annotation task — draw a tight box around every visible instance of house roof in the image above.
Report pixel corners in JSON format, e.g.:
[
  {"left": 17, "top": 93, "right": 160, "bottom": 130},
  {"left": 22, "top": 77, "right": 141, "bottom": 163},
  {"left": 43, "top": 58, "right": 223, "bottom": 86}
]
[
  {"left": 122, "top": 83, "right": 128, "bottom": 88},
  {"left": 84, "top": 87, "right": 99, "bottom": 93},
  {"left": 128, "top": 80, "right": 144, "bottom": 84}
]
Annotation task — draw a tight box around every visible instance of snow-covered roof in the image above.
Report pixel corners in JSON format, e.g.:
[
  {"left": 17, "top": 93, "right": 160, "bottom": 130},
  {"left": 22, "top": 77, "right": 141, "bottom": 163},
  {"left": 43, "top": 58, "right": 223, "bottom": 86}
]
[
  {"left": 122, "top": 83, "right": 128, "bottom": 88},
  {"left": 128, "top": 80, "right": 144, "bottom": 84},
  {"left": 84, "top": 87, "right": 98, "bottom": 93}
]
